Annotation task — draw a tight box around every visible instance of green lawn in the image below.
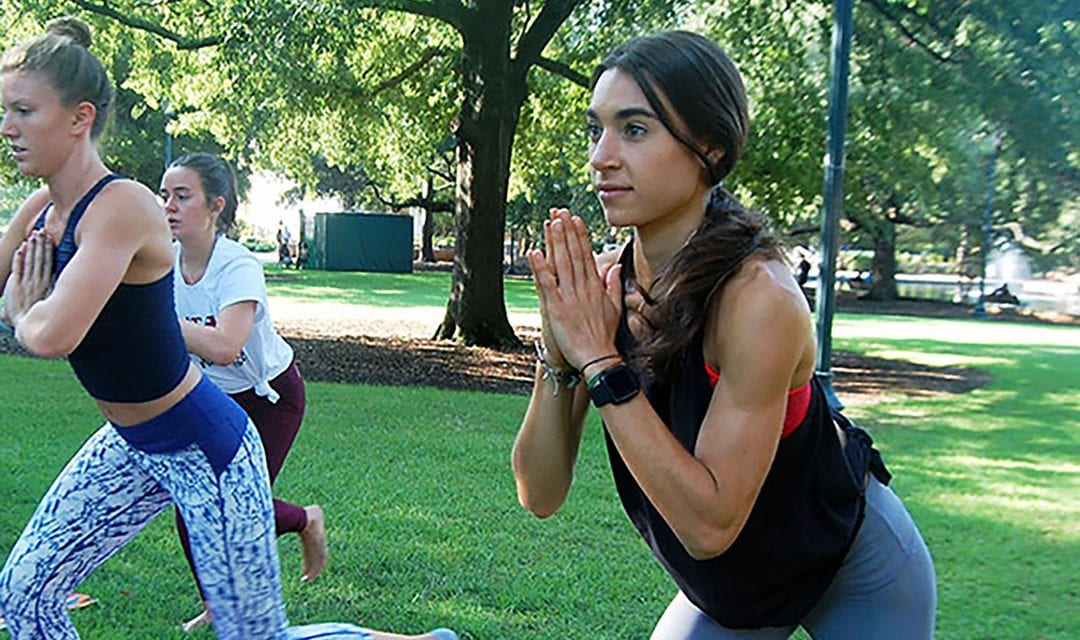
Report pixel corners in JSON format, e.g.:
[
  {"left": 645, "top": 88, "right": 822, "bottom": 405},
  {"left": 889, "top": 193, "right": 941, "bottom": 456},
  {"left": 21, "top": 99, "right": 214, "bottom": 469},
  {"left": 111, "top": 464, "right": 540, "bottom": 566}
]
[
  {"left": 264, "top": 267, "right": 540, "bottom": 317},
  {"left": 1, "top": 310, "right": 1077, "bottom": 638}
]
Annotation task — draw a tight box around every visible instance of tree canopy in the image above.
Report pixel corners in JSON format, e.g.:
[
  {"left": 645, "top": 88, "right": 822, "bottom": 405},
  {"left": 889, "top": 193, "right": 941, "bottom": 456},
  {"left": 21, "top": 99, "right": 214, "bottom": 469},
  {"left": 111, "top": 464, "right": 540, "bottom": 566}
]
[{"left": 1, "top": 0, "right": 1075, "bottom": 329}]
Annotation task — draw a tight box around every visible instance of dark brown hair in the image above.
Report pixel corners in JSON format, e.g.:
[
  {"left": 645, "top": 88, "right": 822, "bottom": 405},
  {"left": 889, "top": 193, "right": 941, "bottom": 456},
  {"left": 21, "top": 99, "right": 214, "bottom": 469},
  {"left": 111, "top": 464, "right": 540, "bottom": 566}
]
[
  {"left": 594, "top": 31, "right": 783, "bottom": 381},
  {"left": 169, "top": 153, "right": 240, "bottom": 235},
  {"left": 2, "top": 16, "right": 113, "bottom": 140}
]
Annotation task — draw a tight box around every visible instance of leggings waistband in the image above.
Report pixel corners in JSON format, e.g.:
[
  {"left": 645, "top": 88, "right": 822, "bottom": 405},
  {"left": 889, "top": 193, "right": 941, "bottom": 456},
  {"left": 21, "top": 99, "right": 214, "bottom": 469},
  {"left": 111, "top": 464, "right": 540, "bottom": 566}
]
[{"left": 112, "top": 376, "right": 248, "bottom": 476}]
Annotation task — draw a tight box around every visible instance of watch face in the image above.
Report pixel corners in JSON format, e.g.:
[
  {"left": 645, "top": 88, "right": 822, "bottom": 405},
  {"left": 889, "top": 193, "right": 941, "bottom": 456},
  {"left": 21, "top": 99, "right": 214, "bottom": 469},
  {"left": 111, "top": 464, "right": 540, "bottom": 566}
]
[
  {"left": 590, "top": 363, "right": 641, "bottom": 406},
  {"left": 605, "top": 365, "right": 640, "bottom": 402}
]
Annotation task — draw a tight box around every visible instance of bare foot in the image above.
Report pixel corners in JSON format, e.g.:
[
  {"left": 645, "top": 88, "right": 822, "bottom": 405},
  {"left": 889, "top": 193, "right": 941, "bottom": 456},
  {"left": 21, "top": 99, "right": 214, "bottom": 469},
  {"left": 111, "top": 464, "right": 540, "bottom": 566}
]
[
  {"left": 363, "top": 630, "right": 458, "bottom": 640},
  {"left": 299, "top": 504, "right": 328, "bottom": 582},
  {"left": 182, "top": 607, "right": 211, "bottom": 633}
]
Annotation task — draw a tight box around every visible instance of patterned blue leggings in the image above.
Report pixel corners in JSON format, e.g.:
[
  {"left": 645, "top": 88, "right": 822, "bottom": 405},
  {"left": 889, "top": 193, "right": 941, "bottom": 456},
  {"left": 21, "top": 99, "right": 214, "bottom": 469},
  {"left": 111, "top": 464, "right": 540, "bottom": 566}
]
[{"left": 0, "top": 422, "right": 373, "bottom": 639}]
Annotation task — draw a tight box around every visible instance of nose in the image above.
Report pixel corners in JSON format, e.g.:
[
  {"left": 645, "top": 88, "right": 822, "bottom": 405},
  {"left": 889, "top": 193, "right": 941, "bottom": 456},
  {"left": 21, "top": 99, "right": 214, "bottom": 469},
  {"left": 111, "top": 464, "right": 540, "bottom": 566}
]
[
  {"left": 589, "top": 128, "right": 620, "bottom": 172},
  {"left": 162, "top": 192, "right": 178, "bottom": 213},
  {"left": 0, "top": 111, "right": 14, "bottom": 138}
]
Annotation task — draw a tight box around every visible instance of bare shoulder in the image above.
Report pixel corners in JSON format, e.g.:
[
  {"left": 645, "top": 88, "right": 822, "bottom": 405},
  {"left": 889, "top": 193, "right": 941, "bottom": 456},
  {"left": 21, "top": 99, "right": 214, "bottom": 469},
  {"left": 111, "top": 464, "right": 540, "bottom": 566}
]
[
  {"left": 708, "top": 257, "right": 814, "bottom": 369},
  {"left": 725, "top": 257, "right": 808, "bottom": 312},
  {"left": 98, "top": 178, "right": 161, "bottom": 215},
  {"left": 81, "top": 179, "right": 164, "bottom": 233}
]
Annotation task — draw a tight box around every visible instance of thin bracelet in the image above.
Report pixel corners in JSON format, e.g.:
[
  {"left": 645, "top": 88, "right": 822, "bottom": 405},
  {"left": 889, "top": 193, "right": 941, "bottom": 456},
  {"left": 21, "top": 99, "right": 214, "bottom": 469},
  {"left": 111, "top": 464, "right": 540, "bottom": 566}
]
[
  {"left": 534, "top": 340, "right": 582, "bottom": 396},
  {"left": 579, "top": 353, "right": 621, "bottom": 372}
]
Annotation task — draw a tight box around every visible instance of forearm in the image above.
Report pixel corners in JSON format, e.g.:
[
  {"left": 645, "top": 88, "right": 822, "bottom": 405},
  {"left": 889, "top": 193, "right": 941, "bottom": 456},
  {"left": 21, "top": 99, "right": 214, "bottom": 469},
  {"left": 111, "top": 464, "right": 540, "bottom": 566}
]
[
  {"left": 11, "top": 300, "right": 78, "bottom": 358},
  {"left": 599, "top": 397, "right": 752, "bottom": 559},
  {"left": 512, "top": 365, "right": 587, "bottom": 518},
  {"left": 180, "top": 321, "right": 244, "bottom": 365}
]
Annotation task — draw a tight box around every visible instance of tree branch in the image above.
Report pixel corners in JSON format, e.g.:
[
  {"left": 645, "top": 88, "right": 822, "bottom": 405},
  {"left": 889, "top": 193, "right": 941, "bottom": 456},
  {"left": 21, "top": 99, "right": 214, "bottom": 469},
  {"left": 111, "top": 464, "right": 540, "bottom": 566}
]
[
  {"left": 68, "top": 0, "right": 223, "bottom": 49},
  {"left": 369, "top": 181, "right": 452, "bottom": 212},
  {"left": 864, "top": 0, "right": 964, "bottom": 65},
  {"left": 369, "top": 46, "right": 453, "bottom": 95},
  {"left": 534, "top": 56, "right": 590, "bottom": 88},
  {"left": 429, "top": 166, "right": 453, "bottom": 183},
  {"left": 369, "top": 0, "right": 470, "bottom": 34},
  {"left": 73, "top": 0, "right": 471, "bottom": 51},
  {"left": 515, "top": 0, "right": 579, "bottom": 69},
  {"left": 1000, "top": 221, "right": 1062, "bottom": 254}
]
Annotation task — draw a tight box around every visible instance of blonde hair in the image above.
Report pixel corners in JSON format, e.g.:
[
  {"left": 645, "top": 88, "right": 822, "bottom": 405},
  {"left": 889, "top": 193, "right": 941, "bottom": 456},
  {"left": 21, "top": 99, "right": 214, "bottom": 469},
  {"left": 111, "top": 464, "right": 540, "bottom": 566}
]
[{"left": 2, "top": 16, "right": 113, "bottom": 139}]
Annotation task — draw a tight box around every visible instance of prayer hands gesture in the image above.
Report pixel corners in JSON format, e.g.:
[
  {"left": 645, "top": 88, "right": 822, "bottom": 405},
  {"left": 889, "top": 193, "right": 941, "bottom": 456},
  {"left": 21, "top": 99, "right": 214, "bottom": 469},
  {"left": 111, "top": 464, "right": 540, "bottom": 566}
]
[
  {"left": 527, "top": 209, "right": 623, "bottom": 372},
  {"left": 2, "top": 230, "right": 54, "bottom": 327}
]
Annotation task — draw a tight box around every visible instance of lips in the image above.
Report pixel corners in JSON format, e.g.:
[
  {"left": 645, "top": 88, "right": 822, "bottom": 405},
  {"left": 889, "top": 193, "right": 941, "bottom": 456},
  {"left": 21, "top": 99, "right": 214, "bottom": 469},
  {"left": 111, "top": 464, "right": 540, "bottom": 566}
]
[{"left": 596, "top": 183, "right": 632, "bottom": 200}]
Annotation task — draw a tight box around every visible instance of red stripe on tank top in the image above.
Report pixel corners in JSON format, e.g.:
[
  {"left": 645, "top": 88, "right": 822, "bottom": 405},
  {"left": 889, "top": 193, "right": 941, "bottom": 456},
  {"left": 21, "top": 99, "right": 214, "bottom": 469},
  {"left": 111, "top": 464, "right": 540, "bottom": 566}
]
[{"left": 703, "top": 360, "right": 811, "bottom": 440}]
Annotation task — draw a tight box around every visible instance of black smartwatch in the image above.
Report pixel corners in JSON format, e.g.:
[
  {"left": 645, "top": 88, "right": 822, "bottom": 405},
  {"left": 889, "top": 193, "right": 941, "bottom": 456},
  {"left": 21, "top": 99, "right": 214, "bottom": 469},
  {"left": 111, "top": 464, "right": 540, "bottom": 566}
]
[{"left": 587, "top": 363, "right": 641, "bottom": 407}]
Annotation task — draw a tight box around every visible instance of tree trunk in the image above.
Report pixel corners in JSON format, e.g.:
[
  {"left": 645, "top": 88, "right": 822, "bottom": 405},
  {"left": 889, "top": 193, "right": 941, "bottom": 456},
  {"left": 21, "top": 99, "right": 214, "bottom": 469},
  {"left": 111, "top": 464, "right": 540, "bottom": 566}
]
[
  {"left": 866, "top": 220, "right": 898, "bottom": 301},
  {"left": 421, "top": 173, "right": 436, "bottom": 263},
  {"left": 435, "top": 9, "right": 525, "bottom": 347}
]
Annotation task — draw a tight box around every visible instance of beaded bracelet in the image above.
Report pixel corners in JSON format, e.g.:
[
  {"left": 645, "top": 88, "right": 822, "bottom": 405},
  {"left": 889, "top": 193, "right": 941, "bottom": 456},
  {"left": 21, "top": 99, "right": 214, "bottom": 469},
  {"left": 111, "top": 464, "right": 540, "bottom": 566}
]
[{"left": 534, "top": 341, "right": 582, "bottom": 396}]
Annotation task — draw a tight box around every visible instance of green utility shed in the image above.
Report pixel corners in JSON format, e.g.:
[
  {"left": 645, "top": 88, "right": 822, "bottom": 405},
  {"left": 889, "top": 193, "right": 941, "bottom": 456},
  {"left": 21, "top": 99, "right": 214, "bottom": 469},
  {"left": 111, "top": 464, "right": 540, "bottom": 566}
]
[{"left": 309, "top": 212, "right": 413, "bottom": 273}]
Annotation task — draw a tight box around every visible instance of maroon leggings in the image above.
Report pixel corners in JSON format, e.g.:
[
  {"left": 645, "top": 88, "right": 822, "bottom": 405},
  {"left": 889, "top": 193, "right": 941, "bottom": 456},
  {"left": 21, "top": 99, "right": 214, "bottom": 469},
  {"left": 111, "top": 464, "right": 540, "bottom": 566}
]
[{"left": 176, "top": 361, "right": 308, "bottom": 594}]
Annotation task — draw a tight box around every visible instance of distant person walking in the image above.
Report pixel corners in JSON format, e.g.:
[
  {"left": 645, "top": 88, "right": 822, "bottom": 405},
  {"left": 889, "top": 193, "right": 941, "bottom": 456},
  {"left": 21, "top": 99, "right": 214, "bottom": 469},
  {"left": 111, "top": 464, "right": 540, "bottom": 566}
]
[
  {"left": 277, "top": 221, "right": 293, "bottom": 267},
  {"left": 796, "top": 256, "right": 811, "bottom": 286}
]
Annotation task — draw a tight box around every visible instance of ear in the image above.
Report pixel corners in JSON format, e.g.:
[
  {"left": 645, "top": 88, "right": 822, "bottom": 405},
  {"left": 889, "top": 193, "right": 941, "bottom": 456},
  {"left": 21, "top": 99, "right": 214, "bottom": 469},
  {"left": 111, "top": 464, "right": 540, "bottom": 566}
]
[
  {"left": 211, "top": 195, "right": 226, "bottom": 217},
  {"left": 705, "top": 147, "right": 726, "bottom": 166},
  {"left": 70, "top": 102, "right": 97, "bottom": 137}
]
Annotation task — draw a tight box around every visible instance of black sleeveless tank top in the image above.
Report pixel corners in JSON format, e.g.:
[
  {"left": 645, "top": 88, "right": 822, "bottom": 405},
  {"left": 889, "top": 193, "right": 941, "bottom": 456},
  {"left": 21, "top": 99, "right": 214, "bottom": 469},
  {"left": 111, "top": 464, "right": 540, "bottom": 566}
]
[
  {"left": 606, "top": 245, "right": 890, "bottom": 628},
  {"left": 34, "top": 174, "right": 189, "bottom": 403}
]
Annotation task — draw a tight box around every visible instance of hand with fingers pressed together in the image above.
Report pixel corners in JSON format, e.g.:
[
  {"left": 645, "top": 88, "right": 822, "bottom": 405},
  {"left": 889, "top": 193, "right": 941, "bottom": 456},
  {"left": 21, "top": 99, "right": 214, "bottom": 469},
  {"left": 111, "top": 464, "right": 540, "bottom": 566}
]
[
  {"left": 2, "top": 229, "right": 54, "bottom": 328},
  {"left": 528, "top": 208, "right": 624, "bottom": 377}
]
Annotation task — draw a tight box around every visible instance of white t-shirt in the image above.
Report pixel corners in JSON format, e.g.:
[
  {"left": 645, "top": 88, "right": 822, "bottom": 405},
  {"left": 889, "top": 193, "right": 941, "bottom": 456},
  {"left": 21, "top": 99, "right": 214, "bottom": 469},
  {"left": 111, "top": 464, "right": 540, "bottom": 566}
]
[{"left": 173, "top": 236, "right": 294, "bottom": 402}]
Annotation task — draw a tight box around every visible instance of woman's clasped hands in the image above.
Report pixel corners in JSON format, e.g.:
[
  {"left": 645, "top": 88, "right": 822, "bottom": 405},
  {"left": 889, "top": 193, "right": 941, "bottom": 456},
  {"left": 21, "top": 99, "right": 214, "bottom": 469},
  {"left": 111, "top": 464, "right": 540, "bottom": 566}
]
[
  {"left": 2, "top": 230, "right": 54, "bottom": 326},
  {"left": 527, "top": 208, "right": 623, "bottom": 375}
]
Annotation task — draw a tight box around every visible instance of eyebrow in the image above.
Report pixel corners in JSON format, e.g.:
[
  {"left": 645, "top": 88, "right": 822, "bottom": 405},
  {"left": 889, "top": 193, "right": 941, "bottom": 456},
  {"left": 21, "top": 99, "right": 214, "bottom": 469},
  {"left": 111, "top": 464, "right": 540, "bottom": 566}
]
[{"left": 586, "top": 106, "right": 660, "bottom": 121}]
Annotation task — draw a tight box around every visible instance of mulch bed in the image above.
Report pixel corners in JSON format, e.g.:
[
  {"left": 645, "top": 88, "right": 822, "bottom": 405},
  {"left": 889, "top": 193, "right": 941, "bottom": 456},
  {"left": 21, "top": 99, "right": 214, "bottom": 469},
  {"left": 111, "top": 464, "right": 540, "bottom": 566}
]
[
  {"left": 283, "top": 333, "right": 992, "bottom": 401},
  {"left": 0, "top": 329, "right": 989, "bottom": 400}
]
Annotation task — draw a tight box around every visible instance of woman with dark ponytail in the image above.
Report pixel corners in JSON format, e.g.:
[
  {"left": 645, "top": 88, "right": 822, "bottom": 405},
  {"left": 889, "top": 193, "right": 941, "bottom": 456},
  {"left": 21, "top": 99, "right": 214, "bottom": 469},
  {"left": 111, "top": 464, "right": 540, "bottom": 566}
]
[
  {"left": 162, "top": 153, "right": 326, "bottom": 633},
  {"left": 513, "top": 31, "right": 935, "bottom": 638},
  {"left": 0, "top": 17, "right": 456, "bottom": 640}
]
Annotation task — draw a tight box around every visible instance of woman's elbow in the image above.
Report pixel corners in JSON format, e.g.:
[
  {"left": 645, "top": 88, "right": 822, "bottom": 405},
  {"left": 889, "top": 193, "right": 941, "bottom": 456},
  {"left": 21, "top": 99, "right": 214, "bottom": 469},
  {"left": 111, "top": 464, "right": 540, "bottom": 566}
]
[
  {"left": 18, "top": 325, "right": 77, "bottom": 359},
  {"left": 512, "top": 465, "right": 568, "bottom": 518},
  {"left": 516, "top": 491, "right": 563, "bottom": 520},
  {"left": 206, "top": 343, "right": 244, "bottom": 366},
  {"left": 681, "top": 526, "right": 739, "bottom": 561}
]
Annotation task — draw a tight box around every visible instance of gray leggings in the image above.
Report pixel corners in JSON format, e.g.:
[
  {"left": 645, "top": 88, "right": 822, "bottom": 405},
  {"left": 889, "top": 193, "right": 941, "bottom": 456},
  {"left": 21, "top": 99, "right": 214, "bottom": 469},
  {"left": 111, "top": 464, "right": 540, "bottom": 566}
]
[{"left": 650, "top": 478, "right": 937, "bottom": 639}]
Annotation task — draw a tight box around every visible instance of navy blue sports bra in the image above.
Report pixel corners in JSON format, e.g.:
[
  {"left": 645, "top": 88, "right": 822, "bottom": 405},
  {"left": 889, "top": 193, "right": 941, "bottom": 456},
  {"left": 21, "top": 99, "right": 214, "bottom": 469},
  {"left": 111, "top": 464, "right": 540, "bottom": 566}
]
[{"left": 33, "top": 174, "right": 189, "bottom": 403}]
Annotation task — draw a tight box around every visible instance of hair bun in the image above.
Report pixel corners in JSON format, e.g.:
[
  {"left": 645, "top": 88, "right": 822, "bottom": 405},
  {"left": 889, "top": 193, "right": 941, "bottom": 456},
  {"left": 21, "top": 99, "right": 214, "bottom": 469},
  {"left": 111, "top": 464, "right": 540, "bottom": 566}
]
[{"left": 45, "top": 16, "right": 93, "bottom": 48}]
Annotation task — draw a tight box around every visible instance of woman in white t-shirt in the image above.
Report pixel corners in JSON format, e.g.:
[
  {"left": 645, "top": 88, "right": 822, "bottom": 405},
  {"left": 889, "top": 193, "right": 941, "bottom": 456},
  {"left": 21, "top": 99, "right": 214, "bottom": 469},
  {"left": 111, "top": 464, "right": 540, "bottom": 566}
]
[{"left": 162, "top": 153, "right": 325, "bottom": 633}]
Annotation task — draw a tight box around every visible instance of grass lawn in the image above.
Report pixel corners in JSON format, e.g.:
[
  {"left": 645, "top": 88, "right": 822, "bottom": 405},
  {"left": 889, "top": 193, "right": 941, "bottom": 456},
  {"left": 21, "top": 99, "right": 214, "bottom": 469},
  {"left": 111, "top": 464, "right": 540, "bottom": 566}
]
[
  {"left": 0, "top": 309, "right": 1077, "bottom": 638},
  {"left": 263, "top": 267, "right": 540, "bottom": 317}
]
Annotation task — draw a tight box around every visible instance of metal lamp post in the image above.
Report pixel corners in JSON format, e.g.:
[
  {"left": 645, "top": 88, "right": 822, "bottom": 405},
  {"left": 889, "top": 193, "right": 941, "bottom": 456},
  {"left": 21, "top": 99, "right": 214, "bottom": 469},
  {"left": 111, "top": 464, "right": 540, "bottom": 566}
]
[
  {"left": 814, "top": 0, "right": 855, "bottom": 410},
  {"left": 973, "top": 140, "right": 997, "bottom": 318}
]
